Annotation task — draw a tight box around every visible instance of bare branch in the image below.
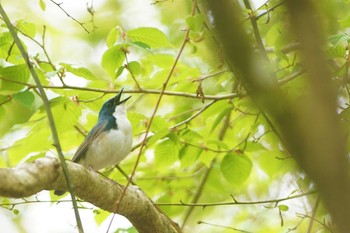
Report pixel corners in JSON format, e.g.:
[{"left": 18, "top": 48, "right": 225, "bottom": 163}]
[
  {"left": 158, "top": 191, "right": 316, "bottom": 207},
  {"left": 0, "top": 76, "right": 240, "bottom": 101},
  {"left": 198, "top": 220, "right": 253, "bottom": 233},
  {"left": 170, "top": 100, "right": 216, "bottom": 129},
  {"left": 49, "top": 0, "right": 90, "bottom": 33}
]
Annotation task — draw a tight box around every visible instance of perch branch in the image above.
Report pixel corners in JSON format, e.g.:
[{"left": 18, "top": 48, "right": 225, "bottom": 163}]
[{"left": 0, "top": 157, "right": 181, "bottom": 233}]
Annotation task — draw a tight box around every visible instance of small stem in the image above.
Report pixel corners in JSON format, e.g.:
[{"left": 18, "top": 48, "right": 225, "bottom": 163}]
[
  {"left": 0, "top": 5, "right": 84, "bottom": 233},
  {"left": 49, "top": 0, "right": 90, "bottom": 33}
]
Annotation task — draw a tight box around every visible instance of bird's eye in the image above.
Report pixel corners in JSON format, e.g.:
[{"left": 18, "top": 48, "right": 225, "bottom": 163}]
[{"left": 106, "top": 102, "right": 112, "bottom": 108}]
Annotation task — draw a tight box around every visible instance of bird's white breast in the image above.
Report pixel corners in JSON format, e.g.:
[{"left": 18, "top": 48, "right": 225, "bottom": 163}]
[{"left": 80, "top": 113, "right": 132, "bottom": 171}]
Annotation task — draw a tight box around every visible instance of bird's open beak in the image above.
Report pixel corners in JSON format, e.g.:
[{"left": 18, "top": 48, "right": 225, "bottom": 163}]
[
  {"left": 120, "top": 95, "right": 131, "bottom": 104},
  {"left": 114, "top": 88, "right": 131, "bottom": 105}
]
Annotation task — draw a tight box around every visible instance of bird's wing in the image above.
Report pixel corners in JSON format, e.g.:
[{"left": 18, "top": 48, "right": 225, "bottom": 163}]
[{"left": 72, "top": 120, "right": 108, "bottom": 163}]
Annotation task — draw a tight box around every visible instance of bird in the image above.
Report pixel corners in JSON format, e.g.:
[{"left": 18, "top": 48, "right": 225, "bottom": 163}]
[{"left": 54, "top": 88, "right": 132, "bottom": 195}]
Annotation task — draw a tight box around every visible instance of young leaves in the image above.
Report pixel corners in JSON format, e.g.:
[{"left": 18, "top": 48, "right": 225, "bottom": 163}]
[
  {"left": 101, "top": 27, "right": 172, "bottom": 79},
  {"left": 0, "top": 64, "right": 30, "bottom": 93},
  {"left": 101, "top": 45, "right": 126, "bottom": 78},
  {"left": 127, "top": 27, "right": 172, "bottom": 48},
  {"left": 220, "top": 152, "right": 252, "bottom": 185}
]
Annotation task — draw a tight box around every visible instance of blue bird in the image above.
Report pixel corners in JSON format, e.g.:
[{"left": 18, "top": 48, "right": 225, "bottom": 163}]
[{"left": 54, "top": 88, "right": 132, "bottom": 195}]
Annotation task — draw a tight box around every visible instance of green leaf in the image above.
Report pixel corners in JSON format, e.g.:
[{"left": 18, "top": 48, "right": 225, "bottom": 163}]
[
  {"left": 60, "top": 63, "right": 98, "bottom": 80},
  {"left": 220, "top": 152, "right": 252, "bottom": 185},
  {"left": 23, "top": 152, "right": 45, "bottom": 163},
  {"left": 13, "top": 90, "right": 35, "bottom": 109},
  {"left": 326, "top": 45, "right": 346, "bottom": 59},
  {"left": 154, "top": 139, "right": 178, "bottom": 166},
  {"left": 106, "top": 27, "right": 120, "bottom": 48},
  {"left": 180, "top": 128, "right": 202, "bottom": 141},
  {"left": 34, "top": 67, "right": 49, "bottom": 85},
  {"left": 210, "top": 106, "right": 232, "bottom": 132},
  {"left": 127, "top": 27, "right": 172, "bottom": 48},
  {"left": 244, "top": 141, "right": 267, "bottom": 152},
  {"left": 38, "top": 62, "right": 55, "bottom": 73},
  {"left": 198, "top": 150, "right": 216, "bottom": 167},
  {"left": 1, "top": 198, "right": 10, "bottom": 206},
  {"left": 39, "top": 0, "right": 46, "bottom": 10},
  {"left": 116, "top": 227, "right": 138, "bottom": 233},
  {"left": 0, "top": 97, "right": 35, "bottom": 137},
  {"left": 147, "top": 116, "right": 171, "bottom": 146},
  {"left": 50, "top": 98, "right": 81, "bottom": 133},
  {"left": 340, "top": 106, "right": 350, "bottom": 121},
  {"left": 93, "top": 208, "right": 110, "bottom": 225},
  {"left": 179, "top": 145, "right": 202, "bottom": 168},
  {"left": 207, "top": 139, "right": 230, "bottom": 150},
  {"left": 0, "top": 94, "right": 9, "bottom": 102},
  {"left": 16, "top": 20, "right": 36, "bottom": 38},
  {"left": 127, "top": 61, "right": 141, "bottom": 76},
  {"left": 256, "top": 149, "right": 294, "bottom": 177},
  {"left": 130, "top": 41, "right": 151, "bottom": 50},
  {"left": 185, "top": 15, "right": 204, "bottom": 32},
  {"left": 101, "top": 45, "right": 126, "bottom": 78},
  {"left": 115, "top": 66, "right": 125, "bottom": 79},
  {"left": 278, "top": 205, "right": 289, "bottom": 212},
  {"left": 0, "top": 32, "right": 12, "bottom": 47},
  {"left": 147, "top": 128, "right": 170, "bottom": 146},
  {"left": 328, "top": 33, "right": 350, "bottom": 45},
  {"left": 128, "top": 112, "right": 147, "bottom": 135},
  {"left": 150, "top": 115, "right": 170, "bottom": 132},
  {"left": 0, "top": 64, "right": 30, "bottom": 93},
  {"left": 142, "top": 53, "right": 174, "bottom": 68},
  {"left": 7, "top": 122, "right": 51, "bottom": 164}
]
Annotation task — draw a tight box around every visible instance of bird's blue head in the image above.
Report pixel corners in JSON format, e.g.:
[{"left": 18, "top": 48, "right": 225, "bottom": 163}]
[{"left": 98, "top": 88, "right": 131, "bottom": 122}]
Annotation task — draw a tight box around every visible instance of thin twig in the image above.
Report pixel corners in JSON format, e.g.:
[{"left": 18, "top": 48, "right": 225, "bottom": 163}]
[
  {"left": 134, "top": 167, "right": 205, "bottom": 181},
  {"left": 278, "top": 69, "right": 305, "bottom": 85},
  {"left": 170, "top": 100, "right": 216, "bottom": 129},
  {"left": 0, "top": 5, "right": 84, "bottom": 233},
  {"left": 16, "top": 25, "right": 56, "bottom": 70},
  {"left": 157, "top": 190, "right": 316, "bottom": 207},
  {"left": 0, "top": 95, "right": 12, "bottom": 105},
  {"left": 6, "top": 41, "right": 15, "bottom": 61},
  {"left": 151, "top": 0, "right": 169, "bottom": 5},
  {"left": 49, "top": 0, "right": 90, "bottom": 33},
  {"left": 106, "top": 1, "right": 198, "bottom": 232},
  {"left": 180, "top": 76, "right": 239, "bottom": 228},
  {"left": 198, "top": 221, "right": 253, "bottom": 233},
  {"left": 192, "top": 69, "right": 230, "bottom": 82},
  {"left": 306, "top": 195, "right": 320, "bottom": 233},
  {"left": 243, "top": 0, "right": 269, "bottom": 62},
  {"left": 297, "top": 213, "right": 334, "bottom": 233},
  {"left": 125, "top": 53, "right": 142, "bottom": 90},
  {"left": 40, "top": 25, "right": 56, "bottom": 69},
  {"left": 114, "top": 165, "right": 137, "bottom": 186},
  {"left": 181, "top": 110, "right": 232, "bottom": 228},
  {"left": 255, "top": 0, "right": 290, "bottom": 21},
  {"left": 180, "top": 137, "right": 245, "bottom": 154},
  {"left": 0, "top": 76, "right": 240, "bottom": 100}
]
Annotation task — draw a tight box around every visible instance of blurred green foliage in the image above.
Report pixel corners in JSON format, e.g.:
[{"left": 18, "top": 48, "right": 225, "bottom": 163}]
[{"left": 1, "top": 0, "right": 349, "bottom": 232}]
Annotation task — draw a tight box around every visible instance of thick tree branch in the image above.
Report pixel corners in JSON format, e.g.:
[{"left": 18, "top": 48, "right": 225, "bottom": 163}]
[
  {"left": 0, "top": 157, "right": 181, "bottom": 233},
  {"left": 207, "top": 0, "right": 350, "bottom": 232}
]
